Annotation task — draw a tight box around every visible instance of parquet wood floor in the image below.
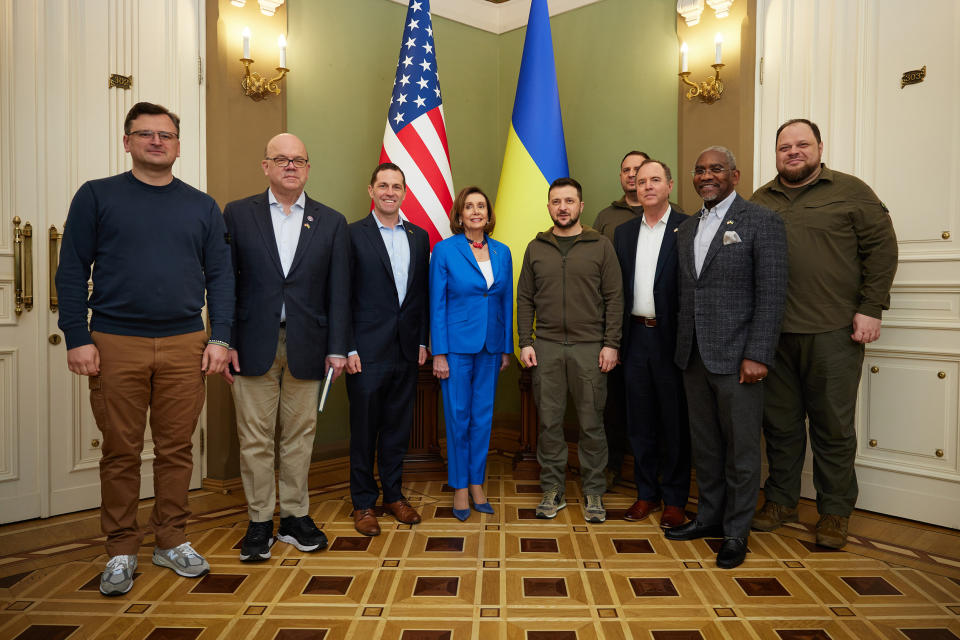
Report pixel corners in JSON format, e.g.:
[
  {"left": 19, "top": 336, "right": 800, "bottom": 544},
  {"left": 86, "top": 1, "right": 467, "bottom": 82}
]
[{"left": 1, "top": 458, "right": 958, "bottom": 639}]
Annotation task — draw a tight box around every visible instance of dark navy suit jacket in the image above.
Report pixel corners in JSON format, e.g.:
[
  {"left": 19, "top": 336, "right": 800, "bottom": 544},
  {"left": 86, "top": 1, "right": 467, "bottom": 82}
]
[
  {"left": 347, "top": 213, "right": 430, "bottom": 364},
  {"left": 614, "top": 208, "right": 687, "bottom": 356},
  {"left": 224, "top": 190, "right": 350, "bottom": 379}
]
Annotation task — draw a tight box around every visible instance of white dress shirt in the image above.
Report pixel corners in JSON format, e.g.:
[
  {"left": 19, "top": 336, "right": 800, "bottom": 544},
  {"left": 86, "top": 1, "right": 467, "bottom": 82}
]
[
  {"left": 632, "top": 207, "right": 670, "bottom": 317},
  {"left": 478, "top": 259, "right": 494, "bottom": 289},
  {"left": 268, "top": 189, "right": 306, "bottom": 321},
  {"left": 694, "top": 190, "right": 737, "bottom": 276}
]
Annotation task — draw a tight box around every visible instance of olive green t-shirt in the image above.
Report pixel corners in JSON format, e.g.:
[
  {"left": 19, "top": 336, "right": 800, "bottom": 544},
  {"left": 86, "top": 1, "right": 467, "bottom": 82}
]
[
  {"left": 750, "top": 165, "right": 898, "bottom": 334},
  {"left": 554, "top": 233, "right": 580, "bottom": 256}
]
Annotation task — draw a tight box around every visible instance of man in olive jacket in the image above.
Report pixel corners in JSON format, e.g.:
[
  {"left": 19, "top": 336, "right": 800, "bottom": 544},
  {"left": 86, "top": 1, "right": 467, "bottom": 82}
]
[
  {"left": 517, "top": 177, "right": 623, "bottom": 524},
  {"left": 749, "top": 119, "right": 898, "bottom": 549}
]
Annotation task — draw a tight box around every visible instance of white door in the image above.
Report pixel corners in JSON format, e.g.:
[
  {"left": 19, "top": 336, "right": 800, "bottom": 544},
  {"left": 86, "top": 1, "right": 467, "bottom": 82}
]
[
  {"left": 755, "top": 0, "right": 960, "bottom": 528},
  {"left": 0, "top": 0, "right": 206, "bottom": 524}
]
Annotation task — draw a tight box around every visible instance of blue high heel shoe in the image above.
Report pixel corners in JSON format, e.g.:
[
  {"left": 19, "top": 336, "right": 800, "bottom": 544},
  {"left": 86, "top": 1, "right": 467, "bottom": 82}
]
[
  {"left": 471, "top": 498, "right": 495, "bottom": 515},
  {"left": 452, "top": 507, "right": 471, "bottom": 521}
]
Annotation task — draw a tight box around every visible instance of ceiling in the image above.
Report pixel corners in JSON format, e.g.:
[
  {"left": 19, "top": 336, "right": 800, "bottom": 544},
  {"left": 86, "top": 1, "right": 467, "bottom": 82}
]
[{"left": 386, "top": 0, "right": 605, "bottom": 34}]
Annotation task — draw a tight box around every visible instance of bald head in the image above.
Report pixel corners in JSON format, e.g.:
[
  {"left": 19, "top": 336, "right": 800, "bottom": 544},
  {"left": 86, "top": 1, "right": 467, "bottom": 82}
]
[
  {"left": 262, "top": 133, "right": 310, "bottom": 203},
  {"left": 264, "top": 133, "right": 308, "bottom": 159}
]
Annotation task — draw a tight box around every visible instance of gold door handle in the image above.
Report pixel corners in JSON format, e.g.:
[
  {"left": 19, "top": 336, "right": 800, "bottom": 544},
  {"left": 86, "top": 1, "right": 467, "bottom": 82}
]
[
  {"left": 13, "top": 216, "right": 33, "bottom": 314},
  {"left": 49, "top": 225, "right": 62, "bottom": 311}
]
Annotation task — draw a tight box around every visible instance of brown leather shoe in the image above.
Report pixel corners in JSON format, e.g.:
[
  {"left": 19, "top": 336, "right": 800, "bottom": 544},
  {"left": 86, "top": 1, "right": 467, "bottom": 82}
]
[
  {"left": 623, "top": 499, "right": 662, "bottom": 522},
  {"left": 353, "top": 508, "right": 381, "bottom": 536},
  {"left": 383, "top": 499, "right": 422, "bottom": 524},
  {"left": 659, "top": 505, "right": 687, "bottom": 529}
]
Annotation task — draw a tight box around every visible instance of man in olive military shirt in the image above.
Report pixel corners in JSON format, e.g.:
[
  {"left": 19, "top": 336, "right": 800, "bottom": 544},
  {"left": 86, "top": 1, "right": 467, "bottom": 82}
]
[
  {"left": 750, "top": 119, "right": 898, "bottom": 549},
  {"left": 593, "top": 150, "right": 648, "bottom": 487}
]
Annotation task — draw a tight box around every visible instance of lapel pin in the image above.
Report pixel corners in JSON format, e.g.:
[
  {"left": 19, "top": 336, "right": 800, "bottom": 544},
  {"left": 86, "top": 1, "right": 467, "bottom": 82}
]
[
  {"left": 673, "top": 228, "right": 678, "bottom": 233},
  {"left": 307, "top": 215, "right": 314, "bottom": 222},
  {"left": 726, "top": 220, "right": 734, "bottom": 225},
  {"left": 304, "top": 223, "right": 310, "bottom": 229}
]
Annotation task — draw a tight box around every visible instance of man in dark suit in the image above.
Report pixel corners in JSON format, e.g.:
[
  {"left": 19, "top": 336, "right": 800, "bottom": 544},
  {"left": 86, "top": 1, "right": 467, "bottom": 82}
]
[
  {"left": 666, "top": 146, "right": 788, "bottom": 569},
  {"left": 224, "top": 133, "right": 350, "bottom": 562},
  {"left": 613, "top": 159, "right": 690, "bottom": 530},
  {"left": 346, "top": 162, "right": 430, "bottom": 536}
]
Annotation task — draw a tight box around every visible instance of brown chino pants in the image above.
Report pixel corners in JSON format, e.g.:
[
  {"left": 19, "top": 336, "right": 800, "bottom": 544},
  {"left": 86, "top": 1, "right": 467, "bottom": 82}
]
[{"left": 90, "top": 330, "right": 207, "bottom": 556}]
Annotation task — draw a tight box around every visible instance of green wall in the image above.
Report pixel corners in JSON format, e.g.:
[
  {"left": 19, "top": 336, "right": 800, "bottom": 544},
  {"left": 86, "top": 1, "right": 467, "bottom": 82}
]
[{"left": 287, "top": 0, "right": 677, "bottom": 449}]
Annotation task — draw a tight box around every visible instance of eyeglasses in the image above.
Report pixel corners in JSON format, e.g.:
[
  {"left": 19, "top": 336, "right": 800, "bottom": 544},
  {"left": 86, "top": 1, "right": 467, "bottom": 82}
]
[
  {"left": 692, "top": 166, "right": 731, "bottom": 177},
  {"left": 128, "top": 130, "right": 179, "bottom": 141},
  {"left": 266, "top": 156, "right": 308, "bottom": 168}
]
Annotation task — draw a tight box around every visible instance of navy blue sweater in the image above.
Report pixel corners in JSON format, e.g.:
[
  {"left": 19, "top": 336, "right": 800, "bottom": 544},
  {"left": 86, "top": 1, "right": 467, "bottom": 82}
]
[{"left": 56, "top": 172, "right": 234, "bottom": 349}]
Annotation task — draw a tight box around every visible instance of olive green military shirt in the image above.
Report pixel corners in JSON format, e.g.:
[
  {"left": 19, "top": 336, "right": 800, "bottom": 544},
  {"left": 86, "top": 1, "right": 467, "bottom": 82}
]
[
  {"left": 593, "top": 197, "right": 642, "bottom": 243},
  {"left": 751, "top": 164, "right": 898, "bottom": 334},
  {"left": 594, "top": 197, "right": 684, "bottom": 243}
]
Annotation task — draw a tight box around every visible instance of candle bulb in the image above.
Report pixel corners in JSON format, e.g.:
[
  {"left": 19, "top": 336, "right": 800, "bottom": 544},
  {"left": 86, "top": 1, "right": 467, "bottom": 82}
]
[
  {"left": 242, "top": 27, "right": 251, "bottom": 59},
  {"left": 714, "top": 33, "right": 723, "bottom": 64},
  {"left": 278, "top": 34, "right": 287, "bottom": 68},
  {"left": 680, "top": 42, "right": 688, "bottom": 72}
]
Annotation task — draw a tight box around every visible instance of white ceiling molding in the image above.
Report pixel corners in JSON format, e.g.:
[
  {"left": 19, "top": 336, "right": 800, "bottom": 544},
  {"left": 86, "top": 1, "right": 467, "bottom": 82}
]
[
  {"left": 386, "top": 0, "right": 605, "bottom": 35},
  {"left": 676, "top": 0, "right": 705, "bottom": 26}
]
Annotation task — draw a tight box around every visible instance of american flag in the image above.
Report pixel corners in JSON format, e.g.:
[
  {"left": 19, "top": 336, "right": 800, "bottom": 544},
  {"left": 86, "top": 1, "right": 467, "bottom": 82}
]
[{"left": 378, "top": 0, "right": 454, "bottom": 248}]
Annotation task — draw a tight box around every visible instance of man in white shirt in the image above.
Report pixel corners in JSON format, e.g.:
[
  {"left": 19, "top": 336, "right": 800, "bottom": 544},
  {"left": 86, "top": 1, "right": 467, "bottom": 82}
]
[
  {"left": 613, "top": 160, "right": 690, "bottom": 530},
  {"left": 223, "top": 133, "right": 350, "bottom": 562}
]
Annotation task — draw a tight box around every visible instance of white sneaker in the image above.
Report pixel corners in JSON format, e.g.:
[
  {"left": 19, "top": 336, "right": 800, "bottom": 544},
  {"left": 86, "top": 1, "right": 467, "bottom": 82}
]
[
  {"left": 152, "top": 542, "right": 210, "bottom": 578},
  {"left": 100, "top": 554, "right": 137, "bottom": 596}
]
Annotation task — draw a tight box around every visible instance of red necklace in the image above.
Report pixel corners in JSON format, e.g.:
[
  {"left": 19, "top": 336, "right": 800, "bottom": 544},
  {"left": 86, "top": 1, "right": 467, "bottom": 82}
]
[{"left": 468, "top": 236, "right": 486, "bottom": 249}]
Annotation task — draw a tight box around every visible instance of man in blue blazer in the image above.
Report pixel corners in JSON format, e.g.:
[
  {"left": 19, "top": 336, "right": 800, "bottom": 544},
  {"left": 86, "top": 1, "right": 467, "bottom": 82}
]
[
  {"left": 667, "top": 146, "right": 788, "bottom": 570},
  {"left": 346, "top": 162, "right": 430, "bottom": 537},
  {"left": 613, "top": 160, "right": 690, "bottom": 530},
  {"left": 224, "top": 133, "right": 350, "bottom": 562}
]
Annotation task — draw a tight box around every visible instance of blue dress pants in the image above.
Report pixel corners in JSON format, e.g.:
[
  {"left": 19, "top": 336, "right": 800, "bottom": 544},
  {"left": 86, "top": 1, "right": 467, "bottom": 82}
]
[{"left": 440, "top": 350, "right": 501, "bottom": 488}]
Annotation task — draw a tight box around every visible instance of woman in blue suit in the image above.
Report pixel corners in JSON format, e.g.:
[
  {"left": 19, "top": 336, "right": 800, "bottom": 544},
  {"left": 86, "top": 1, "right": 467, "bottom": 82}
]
[{"left": 431, "top": 186, "right": 513, "bottom": 521}]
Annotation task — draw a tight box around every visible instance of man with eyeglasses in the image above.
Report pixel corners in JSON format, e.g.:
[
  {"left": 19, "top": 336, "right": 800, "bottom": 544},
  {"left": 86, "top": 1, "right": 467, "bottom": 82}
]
[
  {"left": 750, "top": 119, "right": 898, "bottom": 549},
  {"left": 222, "top": 133, "right": 350, "bottom": 561},
  {"left": 667, "top": 146, "right": 787, "bottom": 569},
  {"left": 57, "top": 102, "right": 234, "bottom": 595}
]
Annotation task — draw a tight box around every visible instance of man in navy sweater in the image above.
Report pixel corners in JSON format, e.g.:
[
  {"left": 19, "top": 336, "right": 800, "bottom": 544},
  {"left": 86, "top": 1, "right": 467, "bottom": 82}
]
[{"left": 56, "top": 102, "right": 234, "bottom": 596}]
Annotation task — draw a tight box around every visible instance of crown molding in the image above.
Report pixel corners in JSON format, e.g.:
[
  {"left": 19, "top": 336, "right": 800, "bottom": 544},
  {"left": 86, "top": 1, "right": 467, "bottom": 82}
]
[{"left": 386, "top": 0, "right": 605, "bottom": 34}]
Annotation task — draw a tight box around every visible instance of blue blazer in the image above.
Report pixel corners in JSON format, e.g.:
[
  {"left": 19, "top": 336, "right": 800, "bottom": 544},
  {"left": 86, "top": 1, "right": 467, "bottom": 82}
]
[{"left": 430, "top": 234, "right": 513, "bottom": 355}]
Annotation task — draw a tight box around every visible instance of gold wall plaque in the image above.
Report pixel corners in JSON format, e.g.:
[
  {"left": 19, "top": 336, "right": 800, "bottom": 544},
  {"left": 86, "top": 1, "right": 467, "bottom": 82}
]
[
  {"left": 109, "top": 73, "right": 133, "bottom": 90},
  {"left": 901, "top": 65, "right": 926, "bottom": 89}
]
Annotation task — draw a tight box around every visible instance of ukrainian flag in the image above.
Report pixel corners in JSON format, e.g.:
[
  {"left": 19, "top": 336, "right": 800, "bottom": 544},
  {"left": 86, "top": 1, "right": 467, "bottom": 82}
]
[{"left": 493, "top": 0, "right": 568, "bottom": 355}]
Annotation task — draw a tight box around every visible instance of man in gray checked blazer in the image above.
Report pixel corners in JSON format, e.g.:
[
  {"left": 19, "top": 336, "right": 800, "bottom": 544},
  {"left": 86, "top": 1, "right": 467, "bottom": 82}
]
[{"left": 665, "top": 146, "right": 788, "bottom": 570}]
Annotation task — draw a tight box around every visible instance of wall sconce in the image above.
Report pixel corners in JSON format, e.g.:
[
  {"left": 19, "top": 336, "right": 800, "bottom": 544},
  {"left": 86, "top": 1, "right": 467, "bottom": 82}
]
[
  {"left": 678, "top": 35, "right": 724, "bottom": 104},
  {"left": 240, "top": 28, "right": 289, "bottom": 101}
]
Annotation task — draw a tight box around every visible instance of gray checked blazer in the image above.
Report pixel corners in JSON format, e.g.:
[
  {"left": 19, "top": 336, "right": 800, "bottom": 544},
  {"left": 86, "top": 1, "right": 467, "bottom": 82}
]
[{"left": 674, "top": 193, "right": 788, "bottom": 375}]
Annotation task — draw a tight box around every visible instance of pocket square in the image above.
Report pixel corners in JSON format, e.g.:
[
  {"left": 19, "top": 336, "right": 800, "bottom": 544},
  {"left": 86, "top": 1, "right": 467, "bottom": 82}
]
[{"left": 723, "top": 230, "right": 742, "bottom": 245}]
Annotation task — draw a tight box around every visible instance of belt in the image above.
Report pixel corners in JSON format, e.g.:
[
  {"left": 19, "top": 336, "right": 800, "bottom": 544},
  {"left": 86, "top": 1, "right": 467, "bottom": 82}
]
[{"left": 631, "top": 315, "right": 657, "bottom": 328}]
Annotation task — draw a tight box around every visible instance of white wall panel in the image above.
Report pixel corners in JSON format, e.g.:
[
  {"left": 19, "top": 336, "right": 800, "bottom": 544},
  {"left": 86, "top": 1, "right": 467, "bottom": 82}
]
[{"left": 0, "top": 348, "right": 17, "bottom": 481}]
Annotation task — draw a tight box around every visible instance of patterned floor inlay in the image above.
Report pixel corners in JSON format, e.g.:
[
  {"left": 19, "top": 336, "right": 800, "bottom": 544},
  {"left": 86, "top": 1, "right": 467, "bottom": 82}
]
[{"left": 1, "top": 457, "right": 959, "bottom": 639}]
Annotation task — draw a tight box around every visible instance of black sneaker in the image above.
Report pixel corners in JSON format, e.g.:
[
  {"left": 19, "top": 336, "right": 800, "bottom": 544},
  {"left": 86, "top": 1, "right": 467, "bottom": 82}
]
[
  {"left": 240, "top": 520, "right": 275, "bottom": 562},
  {"left": 278, "top": 515, "right": 328, "bottom": 552}
]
